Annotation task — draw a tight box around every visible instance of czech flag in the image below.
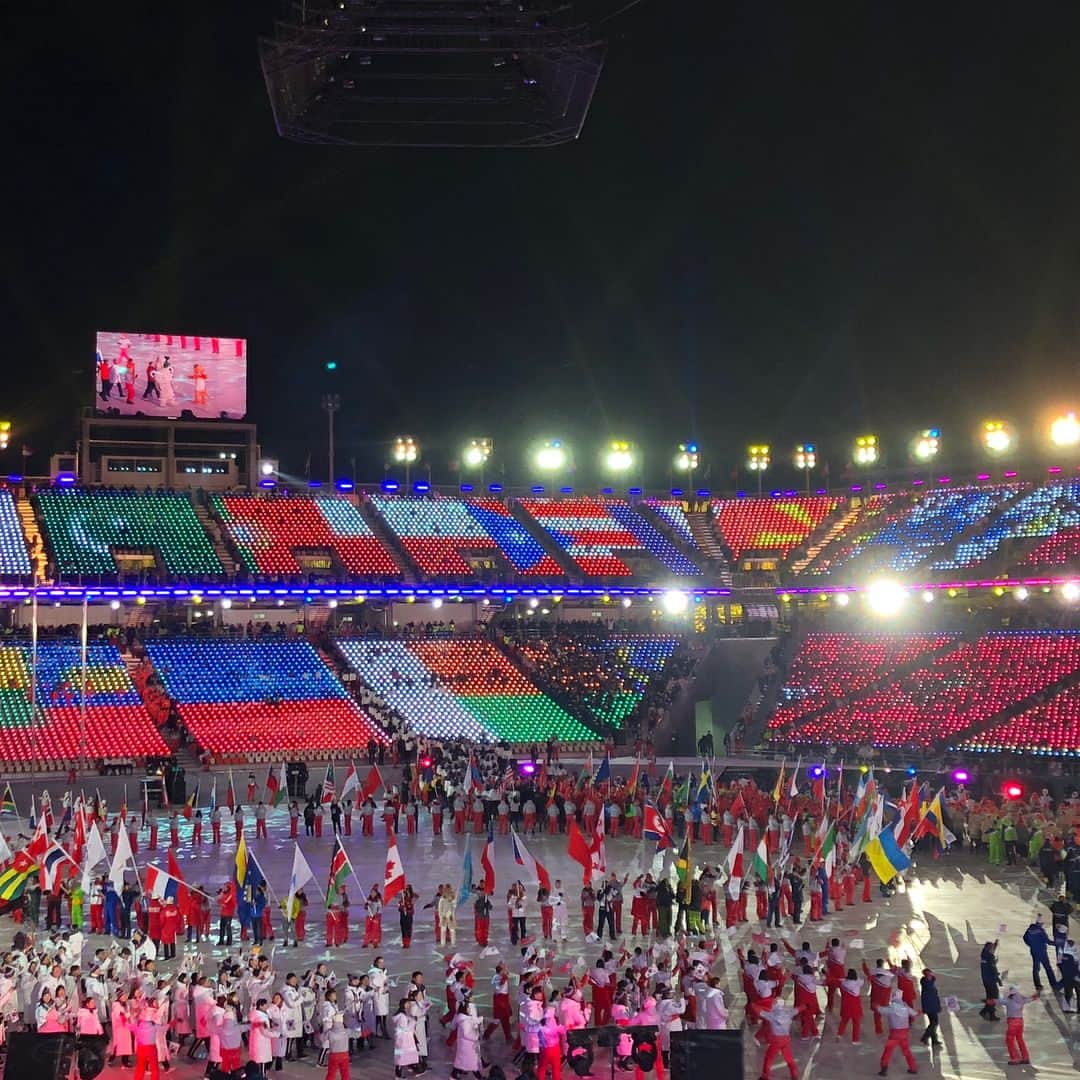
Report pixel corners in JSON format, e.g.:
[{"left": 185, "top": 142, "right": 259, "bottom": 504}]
[{"left": 511, "top": 828, "right": 550, "bottom": 892}]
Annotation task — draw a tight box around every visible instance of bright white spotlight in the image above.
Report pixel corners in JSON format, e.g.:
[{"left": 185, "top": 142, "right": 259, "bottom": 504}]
[
  {"left": 431, "top": 597, "right": 443, "bottom": 609},
  {"left": 328, "top": 599, "right": 338, "bottom": 609},
  {"left": 109, "top": 600, "right": 120, "bottom": 611},
  {"left": 1050, "top": 413, "right": 1080, "bottom": 448},
  {"left": 259, "top": 459, "right": 276, "bottom": 477},
  {"left": 834, "top": 592, "right": 850, "bottom": 607},
  {"left": 621, "top": 597, "right": 632, "bottom": 608},
  {"left": 662, "top": 590, "right": 689, "bottom": 616},
  {"left": 1063, "top": 581, "right": 1080, "bottom": 602},
  {"left": 982, "top": 420, "right": 1013, "bottom": 455},
  {"left": 462, "top": 438, "right": 492, "bottom": 468},
  {"left": 528, "top": 597, "right": 540, "bottom": 609},
  {"left": 1015, "top": 586, "right": 1029, "bottom": 601},
  {"left": 535, "top": 441, "right": 567, "bottom": 471},
  {"left": 605, "top": 441, "right": 634, "bottom": 473},
  {"left": 221, "top": 598, "right": 233, "bottom": 610},
  {"left": 911, "top": 429, "right": 940, "bottom": 462},
  {"left": 922, "top": 589, "right": 935, "bottom": 603},
  {"left": 866, "top": 579, "right": 906, "bottom": 616}
]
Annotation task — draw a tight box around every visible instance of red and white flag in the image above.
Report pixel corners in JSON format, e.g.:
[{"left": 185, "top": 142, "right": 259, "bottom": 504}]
[
  {"left": 589, "top": 807, "right": 607, "bottom": 885},
  {"left": 511, "top": 828, "right": 551, "bottom": 892},
  {"left": 341, "top": 761, "right": 360, "bottom": 800},
  {"left": 480, "top": 836, "right": 496, "bottom": 895},
  {"left": 383, "top": 831, "right": 406, "bottom": 906},
  {"left": 725, "top": 822, "right": 745, "bottom": 900},
  {"left": 359, "top": 764, "right": 383, "bottom": 803}
]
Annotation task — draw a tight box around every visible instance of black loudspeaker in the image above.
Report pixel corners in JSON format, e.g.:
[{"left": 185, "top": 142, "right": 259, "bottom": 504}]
[
  {"left": 3, "top": 1032, "right": 75, "bottom": 1080},
  {"left": 670, "top": 1029, "right": 743, "bottom": 1080}
]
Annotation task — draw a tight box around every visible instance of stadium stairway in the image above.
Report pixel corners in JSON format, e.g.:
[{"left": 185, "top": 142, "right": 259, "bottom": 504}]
[
  {"left": 794, "top": 492, "right": 915, "bottom": 579},
  {"left": 14, "top": 492, "right": 45, "bottom": 581},
  {"left": 359, "top": 498, "right": 421, "bottom": 582},
  {"left": 508, "top": 502, "right": 582, "bottom": 580},
  {"left": 788, "top": 502, "right": 863, "bottom": 576},
  {"left": 684, "top": 510, "right": 732, "bottom": 584},
  {"left": 637, "top": 502, "right": 711, "bottom": 576},
  {"left": 192, "top": 497, "right": 239, "bottom": 579}
]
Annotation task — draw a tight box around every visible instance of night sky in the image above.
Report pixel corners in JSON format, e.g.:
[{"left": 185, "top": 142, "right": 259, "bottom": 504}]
[{"left": 7, "top": 5, "right": 1080, "bottom": 486}]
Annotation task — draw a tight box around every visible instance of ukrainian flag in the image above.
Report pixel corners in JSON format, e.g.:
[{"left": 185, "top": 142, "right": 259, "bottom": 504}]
[{"left": 865, "top": 827, "right": 912, "bottom": 884}]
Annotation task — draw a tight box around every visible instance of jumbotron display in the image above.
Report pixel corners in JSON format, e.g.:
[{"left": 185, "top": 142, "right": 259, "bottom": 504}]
[{"left": 94, "top": 330, "right": 247, "bottom": 420}]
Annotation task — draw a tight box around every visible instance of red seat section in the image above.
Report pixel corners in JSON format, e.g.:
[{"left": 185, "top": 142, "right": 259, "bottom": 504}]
[{"left": 712, "top": 495, "right": 841, "bottom": 559}]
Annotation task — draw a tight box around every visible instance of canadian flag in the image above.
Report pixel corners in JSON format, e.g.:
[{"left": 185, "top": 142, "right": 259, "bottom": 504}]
[
  {"left": 725, "top": 822, "right": 745, "bottom": 900},
  {"left": 383, "top": 831, "right": 406, "bottom": 906},
  {"left": 589, "top": 805, "right": 606, "bottom": 885}
]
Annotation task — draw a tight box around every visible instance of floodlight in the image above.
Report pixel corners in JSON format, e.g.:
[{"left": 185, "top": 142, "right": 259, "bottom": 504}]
[
  {"left": 535, "top": 440, "right": 567, "bottom": 471},
  {"left": 605, "top": 440, "right": 634, "bottom": 473},
  {"left": 866, "top": 579, "right": 906, "bottom": 616},
  {"left": 853, "top": 434, "right": 879, "bottom": 466},
  {"left": 462, "top": 438, "right": 492, "bottom": 468},
  {"left": 1050, "top": 412, "right": 1080, "bottom": 448},
  {"left": 794, "top": 444, "right": 816, "bottom": 470},
  {"left": 392, "top": 436, "right": 419, "bottom": 464},
  {"left": 662, "top": 590, "right": 689, "bottom": 615},
  {"left": 674, "top": 443, "right": 699, "bottom": 472},
  {"left": 747, "top": 444, "right": 770, "bottom": 471},
  {"left": 981, "top": 420, "right": 1012, "bottom": 455},
  {"left": 1063, "top": 581, "right": 1080, "bottom": 602},
  {"left": 911, "top": 429, "right": 940, "bottom": 462}
]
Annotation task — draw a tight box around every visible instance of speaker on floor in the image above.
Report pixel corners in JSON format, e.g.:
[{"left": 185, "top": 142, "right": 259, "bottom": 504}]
[
  {"left": 3, "top": 1032, "right": 75, "bottom": 1080},
  {"left": 670, "top": 1029, "right": 743, "bottom": 1080}
]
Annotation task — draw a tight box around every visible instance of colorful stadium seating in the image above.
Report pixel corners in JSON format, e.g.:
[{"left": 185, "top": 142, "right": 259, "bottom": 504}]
[
  {"left": 369, "top": 494, "right": 499, "bottom": 576},
  {"left": 646, "top": 500, "right": 697, "bottom": 546},
  {"left": 0, "top": 491, "right": 31, "bottom": 577},
  {"left": 211, "top": 494, "right": 400, "bottom": 577},
  {"left": 512, "top": 634, "right": 680, "bottom": 727},
  {"left": 1022, "top": 526, "right": 1080, "bottom": 568},
  {"left": 960, "top": 685, "right": 1080, "bottom": 756},
  {"left": 772, "top": 631, "right": 1080, "bottom": 749},
  {"left": 337, "top": 638, "right": 598, "bottom": 742},
  {"left": 711, "top": 495, "right": 841, "bottom": 559},
  {"left": 518, "top": 497, "right": 699, "bottom": 577},
  {"left": 143, "top": 639, "right": 387, "bottom": 755},
  {"left": 0, "top": 641, "right": 168, "bottom": 762},
  {"left": 38, "top": 489, "right": 222, "bottom": 577},
  {"left": 935, "top": 480, "right": 1080, "bottom": 570},
  {"left": 462, "top": 499, "right": 565, "bottom": 576}
]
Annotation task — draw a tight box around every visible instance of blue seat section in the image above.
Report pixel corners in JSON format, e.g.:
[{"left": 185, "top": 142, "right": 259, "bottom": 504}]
[
  {"left": 858, "top": 487, "right": 1013, "bottom": 571},
  {"left": 143, "top": 639, "right": 349, "bottom": 704},
  {"left": 645, "top": 500, "right": 697, "bottom": 546},
  {"left": 604, "top": 503, "right": 702, "bottom": 575},
  {"left": 934, "top": 481, "right": 1080, "bottom": 570},
  {"left": 0, "top": 492, "right": 31, "bottom": 576},
  {"left": 29, "top": 642, "right": 143, "bottom": 706},
  {"left": 464, "top": 499, "right": 565, "bottom": 575},
  {"left": 336, "top": 639, "right": 490, "bottom": 742}
]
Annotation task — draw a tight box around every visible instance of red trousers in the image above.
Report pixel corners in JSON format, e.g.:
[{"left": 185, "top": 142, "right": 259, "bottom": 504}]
[
  {"left": 256, "top": 819, "right": 267, "bottom": 838},
  {"left": 290, "top": 817, "right": 299, "bottom": 838},
  {"left": 90, "top": 903, "right": 104, "bottom": 934},
  {"left": 837, "top": 1010, "right": 861, "bottom": 1043},
  {"left": 810, "top": 894, "right": 822, "bottom": 921},
  {"left": 475, "top": 915, "right": 489, "bottom": 945},
  {"left": 344, "top": 815, "right": 352, "bottom": 835},
  {"left": 762, "top": 1035, "right": 797, "bottom": 1079},
  {"left": 296, "top": 910, "right": 306, "bottom": 941},
  {"left": 524, "top": 813, "right": 536, "bottom": 833},
  {"left": 149, "top": 825, "right": 158, "bottom": 850},
  {"left": 407, "top": 816, "right": 416, "bottom": 835},
  {"left": 363, "top": 915, "right": 381, "bottom": 947},
  {"left": 193, "top": 823, "right": 202, "bottom": 844},
  {"left": 326, "top": 1051, "right": 351, "bottom": 1080},
  {"left": 170, "top": 827, "right": 179, "bottom": 847},
  {"left": 880, "top": 1028, "right": 916, "bottom": 1071},
  {"left": 583, "top": 908, "right": 594, "bottom": 934},
  {"left": 472, "top": 810, "right": 484, "bottom": 831},
  {"left": 537, "top": 1043, "right": 562, "bottom": 1080},
  {"left": 1006, "top": 1017, "right": 1029, "bottom": 1063},
  {"left": 454, "top": 811, "right": 465, "bottom": 833},
  {"left": 212, "top": 822, "right": 221, "bottom": 843},
  {"left": 548, "top": 816, "right": 559, "bottom": 835},
  {"left": 363, "top": 816, "right": 374, "bottom": 836},
  {"left": 862, "top": 875, "right": 872, "bottom": 902},
  {"left": 133, "top": 1044, "right": 160, "bottom": 1080},
  {"left": 314, "top": 817, "right": 323, "bottom": 836}
]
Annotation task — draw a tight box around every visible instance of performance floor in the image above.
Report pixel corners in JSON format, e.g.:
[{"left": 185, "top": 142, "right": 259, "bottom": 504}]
[{"left": 3, "top": 787, "right": 1077, "bottom": 1079}]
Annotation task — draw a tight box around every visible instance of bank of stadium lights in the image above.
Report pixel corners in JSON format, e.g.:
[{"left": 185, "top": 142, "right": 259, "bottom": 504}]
[
  {"left": 866, "top": 579, "right": 907, "bottom": 616},
  {"left": 794, "top": 444, "right": 816, "bottom": 494},
  {"left": 462, "top": 438, "right": 492, "bottom": 469},
  {"left": 981, "top": 419, "right": 1013, "bottom": 456},
  {"left": 674, "top": 443, "right": 699, "bottom": 473},
  {"left": 911, "top": 428, "right": 940, "bottom": 462},
  {"left": 853, "top": 434, "right": 879, "bottom": 467},
  {"left": 535, "top": 440, "right": 568, "bottom": 472},
  {"left": 747, "top": 444, "right": 769, "bottom": 493},
  {"left": 392, "top": 436, "right": 419, "bottom": 465},
  {"left": 0, "top": 422, "right": 10, "bottom": 451},
  {"left": 1050, "top": 412, "right": 1080, "bottom": 449},
  {"left": 605, "top": 440, "right": 635, "bottom": 473}
]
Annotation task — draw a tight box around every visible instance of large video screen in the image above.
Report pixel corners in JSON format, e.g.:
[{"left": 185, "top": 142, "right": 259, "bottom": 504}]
[{"left": 94, "top": 331, "right": 247, "bottom": 420}]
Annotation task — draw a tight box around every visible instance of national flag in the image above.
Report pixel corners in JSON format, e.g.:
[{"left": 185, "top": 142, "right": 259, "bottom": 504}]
[
  {"left": 0, "top": 830, "right": 11, "bottom": 866},
  {"left": 58, "top": 792, "right": 72, "bottom": 832},
  {"left": 695, "top": 767, "right": 711, "bottom": 805},
  {"left": 359, "top": 764, "right": 383, "bottom": 803},
  {"left": 750, "top": 834, "right": 770, "bottom": 884},
  {"left": 40, "top": 790, "right": 54, "bottom": 831},
  {"left": 286, "top": 844, "right": 315, "bottom": 915},
  {"left": 590, "top": 805, "right": 606, "bottom": 885},
  {"left": 865, "top": 825, "right": 913, "bottom": 883},
  {"left": 383, "top": 831, "right": 406, "bottom": 906},
  {"left": 267, "top": 763, "right": 287, "bottom": 808},
  {"left": 627, "top": 757, "right": 640, "bottom": 796},
  {"left": 911, "top": 789, "right": 956, "bottom": 848},
  {"left": 458, "top": 841, "right": 474, "bottom": 910},
  {"left": 772, "top": 762, "right": 786, "bottom": 804},
  {"left": 0, "top": 863, "right": 30, "bottom": 903},
  {"left": 659, "top": 761, "right": 674, "bottom": 805},
  {"left": 26, "top": 811, "right": 49, "bottom": 863},
  {"left": 40, "top": 843, "right": 77, "bottom": 891},
  {"left": 480, "top": 834, "right": 496, "bottom": 895},
  {"left": 894, "top": 781, "right": 922, "bottom": 848},
  {"left": 226, "top": 770, "right": 236, "bottom": 811},
  {"left": 725, "top": 822, "right": 745, "bottom": 900},
  {"left": 326, "top": 835, "right": 352, "bottom": 908},
  {"left": 812, "top": 768, "right": 826, "bottom": 809},
  {"left": 511, "top": 828, "right": 551, "bottom": 892},
  {"left": 788, "top": 758, "right": 801, "bottom": 800},
  {"left": 812, "top": 821, "right": 837, "bottom": 877},
  {"left": 108, "top": 824, "right": 134, "bottom": 890},
  {"left": 0, "top": 784, "right": 15, "bottom": 815},
  {"left": 777, "top": 812, "right": 798, "bottom": 875},
  {"left": 673, "top": 772, "right": 692, "bottom": 807},
  {"left": 183, "top": 782, "right": 200, "bottom": 820},
  {"left": 567, "top": 820, "right": 593, "bottom": 885},
  {"left": 675, "top": 834, "right": 693, "bottom": 901},
  {"left": 594, "top": 754, "right": 611, "bottom": 786},
  {"left": 145, "top": 864, "right": 187, "bottom": 909},
  {"left": 167, "top": 848, "right": 191, "bottom": 916},
  {"left": 208, "top": 777, "right": 217, "bottom": 813},
  {"left": 341, "top": 761, "right": 360, "bottom": 801},
  {"left": 642, "top": 801, "right": 674, "bottom": 851},
  {"left": 729, "top": 790, "right": 747, "bottom": 821},
  {"left": 27, "top": 794, "right": 36, "bottom": 833},
  {"left": 234, "top": 834, "right": 265, "bottom": 925},
  {"left": 81, "top": 823, "right": 107, "bottom": 893},
  {"left": 321, "top": 762, "right": 336, "bottom": 805},
  {"left": 464, "top": 755, "right": 483, "bottom": 796}
]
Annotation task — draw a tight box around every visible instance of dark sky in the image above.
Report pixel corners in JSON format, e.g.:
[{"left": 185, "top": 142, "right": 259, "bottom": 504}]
[{"left": 6, "top": 4, "right": 1080, "bottom": 486}]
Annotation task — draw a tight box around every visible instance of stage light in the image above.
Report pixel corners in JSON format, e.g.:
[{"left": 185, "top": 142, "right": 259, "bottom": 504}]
[
  {"left": 1050, "top": 412, "right": 1080, "bottom": 448},
  {"left": 674, "top": 443, "right": 699, "bottom": 472},
  {"left": 952, "top": 769, "right": 970, "bottom": 784},
  {"left": 747, "top": 444, "right": 770, "bottom": 472},
  {"left": 911, "top": 428, "right": 940, "bottom": 462},
  {"left": 220, "top": 598, "right": 232, "bottom": 609},
  {"left": 392, "top": 436, "right": 419, "bottom": 465},
  {"left": 109, "top": 600, "right": 120, "bottom": 611},
  {"left": 834, "top": 592, "right": 850, "bottom": 607},
  {"left": 259, "top": 459, "right": 277, "bottom": 477},
  {"left": 867, "top": 579, "right": 906, "bottom": 616},
  {"left": 520, "top": 762, "right": 536, "bottom": 776},
  {"left": 662, "top": 590, "right": 689, "bottom": 615},
  {"left": 809, "top": 765, "right": 826, "bottom": 780},
  {"left": 906, "top": 766, "right": 917, "bottom": 776},
  {"left": 462, "top": 438, "right": 492, "bottom": 468},
  {"left": 431, "top": 598, "right": 443, "bottom": 609},
  {"left": 535, "top": 440, "right": 567, "bottom": 472},
  {"left": 528, "top": 597, "right": 539, "bottom": 609},
  {"left": 853, "top": 434, "right": 879, "bottom": 466},
  {"left": 1015, "top": 586, "right": 1029, "bottom": 601},
  {"left": 1063, "top": 582, "right": 1080, "bottom": 602},
  {"left": 605, "top": 440, "right": 635, "bottom": 473},
  {"left": 794, "top": 444, "right": 816, "bottom": 470},
  {"left": 621, "top": 597, "right": 632, "bottom": 608},
  {"left": 1003, "top": 781, "right": 1023, "bottom": 800},
  {"left": 981, "top": 420, "right": 1013, "bottom": 455}
]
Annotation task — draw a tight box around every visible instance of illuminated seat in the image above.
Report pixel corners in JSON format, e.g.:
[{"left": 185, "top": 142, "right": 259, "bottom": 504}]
[
  {"left": 711, "top": 495, "right": 840, "bottom": 559},
  {"left": 144, "top": 638, "right": 387, "bottom": 755},
  {"left": 211, "top": 494, "right": 400, "bottom": 577},
  {"left": 0, "top": 491, "right": 32, "bottom": 576},
  {"left": 38, "top": 488, "right": 222, "bottom": 577},
  {"left": 369, "top": 495, "right": 499, "bottom": 577},
  {"left": 338, "top": 638, "right": 598, "bottom": 742}
]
